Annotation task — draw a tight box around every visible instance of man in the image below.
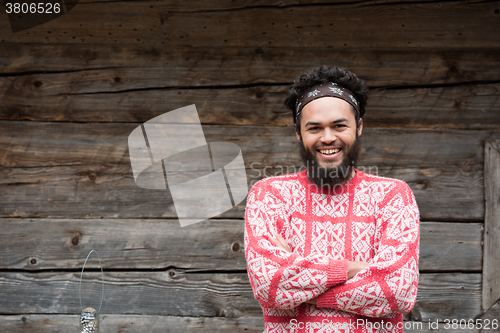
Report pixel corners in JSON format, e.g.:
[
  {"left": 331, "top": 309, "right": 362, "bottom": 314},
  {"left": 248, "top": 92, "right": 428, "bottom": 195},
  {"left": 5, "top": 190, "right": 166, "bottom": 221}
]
[{"left": 244, "top": 65, "right": 420, "bottom": 332}]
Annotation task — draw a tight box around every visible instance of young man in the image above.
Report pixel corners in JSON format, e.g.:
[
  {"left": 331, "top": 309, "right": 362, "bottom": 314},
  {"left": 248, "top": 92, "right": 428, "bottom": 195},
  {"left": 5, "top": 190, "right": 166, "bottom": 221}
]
[{"left": 244, "top": 65, "right": 420, "bottom": 332}]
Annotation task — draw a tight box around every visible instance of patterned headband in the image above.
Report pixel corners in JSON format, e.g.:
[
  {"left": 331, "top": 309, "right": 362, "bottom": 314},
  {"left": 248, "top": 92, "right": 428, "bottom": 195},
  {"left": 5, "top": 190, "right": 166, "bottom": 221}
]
[{"left": 295, "top": 82, "right": 359, "bottom": 123}]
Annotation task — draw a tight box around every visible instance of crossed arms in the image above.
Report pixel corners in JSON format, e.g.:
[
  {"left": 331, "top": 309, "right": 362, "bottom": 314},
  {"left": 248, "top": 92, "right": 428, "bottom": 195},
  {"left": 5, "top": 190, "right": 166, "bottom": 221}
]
[
  {"left": 270, "top": 232, "right": 369, "bottom": 305},
  {"left": 244, "top": 179, "right": 420, "bottom": 317}
]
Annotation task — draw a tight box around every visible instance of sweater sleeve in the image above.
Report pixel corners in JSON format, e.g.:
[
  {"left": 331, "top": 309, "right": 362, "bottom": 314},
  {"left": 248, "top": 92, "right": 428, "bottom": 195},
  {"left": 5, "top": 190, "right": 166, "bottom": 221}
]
[
  {"left": 316, "top": 181, "right": 420, "bottom": 317},
  {"left": 244, "top": 179, "right": 348, "bottom": 310}
]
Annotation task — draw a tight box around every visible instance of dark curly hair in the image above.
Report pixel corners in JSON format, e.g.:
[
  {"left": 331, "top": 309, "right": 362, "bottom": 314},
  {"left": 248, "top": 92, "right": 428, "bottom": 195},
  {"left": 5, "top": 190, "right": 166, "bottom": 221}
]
[{"left": 284, "top": 65, "right": 369, "bottom": 133}]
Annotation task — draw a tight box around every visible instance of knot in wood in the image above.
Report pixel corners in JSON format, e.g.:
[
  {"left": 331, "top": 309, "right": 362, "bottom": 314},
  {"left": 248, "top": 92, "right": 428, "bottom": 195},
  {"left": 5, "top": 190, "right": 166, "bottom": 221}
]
[
  {"left": 231, "top": 242, "right": 240, "bottom": 252},
  {"left": 417, "top": 180, "right": 431, "bottom": 190}
]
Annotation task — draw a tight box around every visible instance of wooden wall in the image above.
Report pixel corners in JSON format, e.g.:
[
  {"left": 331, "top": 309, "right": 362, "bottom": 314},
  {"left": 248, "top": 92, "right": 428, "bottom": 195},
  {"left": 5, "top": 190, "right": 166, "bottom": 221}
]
[{"left": 1, "top": 0, "right": 499, "bottom": 332}]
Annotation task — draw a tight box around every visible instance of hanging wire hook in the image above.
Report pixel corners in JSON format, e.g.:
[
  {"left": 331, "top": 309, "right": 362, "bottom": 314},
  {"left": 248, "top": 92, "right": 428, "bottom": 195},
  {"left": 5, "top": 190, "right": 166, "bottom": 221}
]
[{"left": 79, "top": 250, "right": 104, "bottom": 314}]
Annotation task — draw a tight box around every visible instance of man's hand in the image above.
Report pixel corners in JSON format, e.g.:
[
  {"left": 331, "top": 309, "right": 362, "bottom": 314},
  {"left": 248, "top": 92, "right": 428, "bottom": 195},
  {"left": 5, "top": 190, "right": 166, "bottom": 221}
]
[
  {"left": 304, "top": 262, "right": 368, "bottom": 308},
  {"left": 347, "top": 261, "right": 369, "bottom": 279},
  {"left": 272, "top": 233, "right": 319, "bottom": 305},
  {"left": 271, "top": 232, "right": 292, "bottom": 252},
  {"left": 270, "top": 231, "right": 368, "bottom": 305}
]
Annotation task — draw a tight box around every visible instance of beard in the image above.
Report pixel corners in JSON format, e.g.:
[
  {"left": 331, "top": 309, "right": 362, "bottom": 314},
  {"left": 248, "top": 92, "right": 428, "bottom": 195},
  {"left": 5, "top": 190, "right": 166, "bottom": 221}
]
[{"left": 299, "top": 134, "right": 361, "bottom": 188}]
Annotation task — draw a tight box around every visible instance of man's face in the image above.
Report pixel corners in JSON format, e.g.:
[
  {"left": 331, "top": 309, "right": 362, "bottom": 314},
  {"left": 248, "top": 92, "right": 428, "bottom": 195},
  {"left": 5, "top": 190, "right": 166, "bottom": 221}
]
[{"left": 296, "top": 97, "right": 363, "bottom": 186}]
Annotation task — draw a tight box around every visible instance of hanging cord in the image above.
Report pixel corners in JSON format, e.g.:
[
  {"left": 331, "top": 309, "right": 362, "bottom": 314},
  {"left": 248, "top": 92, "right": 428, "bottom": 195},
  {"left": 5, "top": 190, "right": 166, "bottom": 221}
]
[{"left": 79, "top": 250, "right": 104, "bottom": 314}]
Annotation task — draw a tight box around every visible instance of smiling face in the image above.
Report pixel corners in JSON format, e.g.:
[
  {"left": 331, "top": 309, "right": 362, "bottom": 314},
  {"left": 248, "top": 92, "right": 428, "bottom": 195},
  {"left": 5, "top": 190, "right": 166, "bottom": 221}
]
[{"left": 296, "top": 96, "right": 363, "bottom": 186}]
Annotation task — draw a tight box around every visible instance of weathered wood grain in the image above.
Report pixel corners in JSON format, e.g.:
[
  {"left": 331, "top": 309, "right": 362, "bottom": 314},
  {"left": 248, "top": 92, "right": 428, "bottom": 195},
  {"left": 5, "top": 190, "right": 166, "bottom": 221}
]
[
  {"left": 0, "top": 272, "right": 482, "bottom": 320},
  {"left": 0, "top": 219, "right": 482, "bottom": 272},
  {"left": 364, "top": 84, "right": 500, "bottom": 130},
  {"left": 381, "top": 167, "right": 484, "bottom": 222},
  {"left": 0, "top": 2, "right": 498, "bottom": 48},
  {"left": 0, "top": 163, "right": 485, "bottom": 220},
  {"left": 1, "top": 45, "right": 499, "bottom": 87},
  {"left": 2, "top": 75, "right": 500, "bottom": 129},
  {"left": 483, "top": 139, "right": 500, "bottom": 312},
  {"left": 417, "top": 222, "right": 483, "bottom": 272},
  {"left": 76, "top": 0, "right": 455, "bottom": 8},
  {"left": 479, "top": 300, "right": 500, "bottom": 333},
  {"left": 0, "top": 122, "right": 493, "bottom": 220},
  {"left": 0, "top": 219, "right": 248, "bottom": 270},
  {"left": 0, "top": 270, "right": 261, "bottom": 317},
  {"left": 0, "top": 122, "right": 491, "bottom": 170},
  {"left": 410, "top": 274, "right": 482, "bottom": 322},
  {"left": 0, "top": 314, "right": 484, "bottom": 333},
  {"left": 0, "top": 314, "right": 266, "bottom": 333}
]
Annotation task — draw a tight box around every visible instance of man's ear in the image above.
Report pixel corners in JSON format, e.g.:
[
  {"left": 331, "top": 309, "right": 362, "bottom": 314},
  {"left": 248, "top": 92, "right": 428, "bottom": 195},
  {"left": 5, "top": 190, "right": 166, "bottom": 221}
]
[
  {"left": 357, "top": 118, "right": 363, "bottom": 137},
  {"left": 295, "top": 127, "right": 302, "bottom": 143}
]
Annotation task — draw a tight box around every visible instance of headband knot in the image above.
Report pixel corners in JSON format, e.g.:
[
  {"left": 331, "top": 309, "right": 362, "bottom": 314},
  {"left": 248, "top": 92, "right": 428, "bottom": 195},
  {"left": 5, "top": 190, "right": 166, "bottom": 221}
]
[{"left": 295, "top": 82, "right": 359, "bottom": 123}]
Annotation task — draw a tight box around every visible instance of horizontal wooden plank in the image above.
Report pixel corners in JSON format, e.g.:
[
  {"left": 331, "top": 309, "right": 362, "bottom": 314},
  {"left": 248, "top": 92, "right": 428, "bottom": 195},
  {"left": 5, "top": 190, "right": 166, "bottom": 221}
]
[
  {"left": 0, "top": 122, "right": 490, "bottom": 170},
  {"left": 380, "top": 167, "right": 484, "bottom": 222},
  {"left": 0, "top": 122, "right": 494, "bottom": 220},
  {"left": 418, "top": 222, "right": 483, "bottom": 272},
  {"left": 0, "top": 163, "right": 485, "bottom": 221},
  {"left": 0, "top": 219, "right": 482, "bottom": 272},
  {"left": 0, "top": 272, "right": 482, "bottom": 320},
  {"left": 0, "top": 270, "right": 262, "bottom": 317},
  {"left": 1, "top": 45, "right": 499, "bottom": 87},
  {"left": 0, "top": 219, "right": 248, "bottom": 270},
  {"left": 411, "top": 274, "right": 482, "bottom": 322},
  {"left": 0, "top": 314, "right": 484, "bottom": 333},
  {"left": 76, "top": 0, "right": 450, "bottom": 8},
  {"left": 0, "top": 314, "right": 265, "bottom": 333},
  {"left": 2, "top": 76, "right": 500, "bottom": 129},
  {"left": 364, "top": 83, "right": 500, "bottom": 130},
  {"left": 0, "top": 2, "right": 498, "bottom": 48}
]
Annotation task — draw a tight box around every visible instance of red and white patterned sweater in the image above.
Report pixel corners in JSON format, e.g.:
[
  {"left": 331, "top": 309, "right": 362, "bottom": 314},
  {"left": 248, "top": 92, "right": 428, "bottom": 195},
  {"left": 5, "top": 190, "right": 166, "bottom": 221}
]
[{"left": 244, "top": 169, "right": 420, "bottom": 333}]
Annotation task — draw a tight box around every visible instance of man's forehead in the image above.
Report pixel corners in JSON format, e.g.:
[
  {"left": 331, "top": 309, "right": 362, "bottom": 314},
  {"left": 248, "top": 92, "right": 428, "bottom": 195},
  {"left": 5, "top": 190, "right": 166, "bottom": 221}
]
[
  {"left": 301, "top": 97, "right": 356, "bottom": 122},
  {"left": 304, "top": 117, "right": 349, "bottom": 127}
]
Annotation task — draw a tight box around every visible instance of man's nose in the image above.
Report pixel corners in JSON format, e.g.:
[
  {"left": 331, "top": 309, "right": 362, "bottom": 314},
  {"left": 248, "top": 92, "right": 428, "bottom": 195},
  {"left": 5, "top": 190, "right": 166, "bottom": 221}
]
[{"left": 321, "top": 128, "right": 337, "bottom": 144}]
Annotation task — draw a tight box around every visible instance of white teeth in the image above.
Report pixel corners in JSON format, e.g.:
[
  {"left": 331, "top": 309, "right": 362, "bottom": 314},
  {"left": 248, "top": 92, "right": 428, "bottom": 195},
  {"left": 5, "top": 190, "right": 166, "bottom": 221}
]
[{"left": 318, "top": 148, "right": 340, "bottom": 155}]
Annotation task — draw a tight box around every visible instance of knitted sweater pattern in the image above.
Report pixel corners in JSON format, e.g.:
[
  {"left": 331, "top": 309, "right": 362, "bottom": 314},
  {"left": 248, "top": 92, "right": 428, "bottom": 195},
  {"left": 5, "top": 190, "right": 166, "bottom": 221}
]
[{"left": 244, "top": 170, "right": 420, "bottom": 333}]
